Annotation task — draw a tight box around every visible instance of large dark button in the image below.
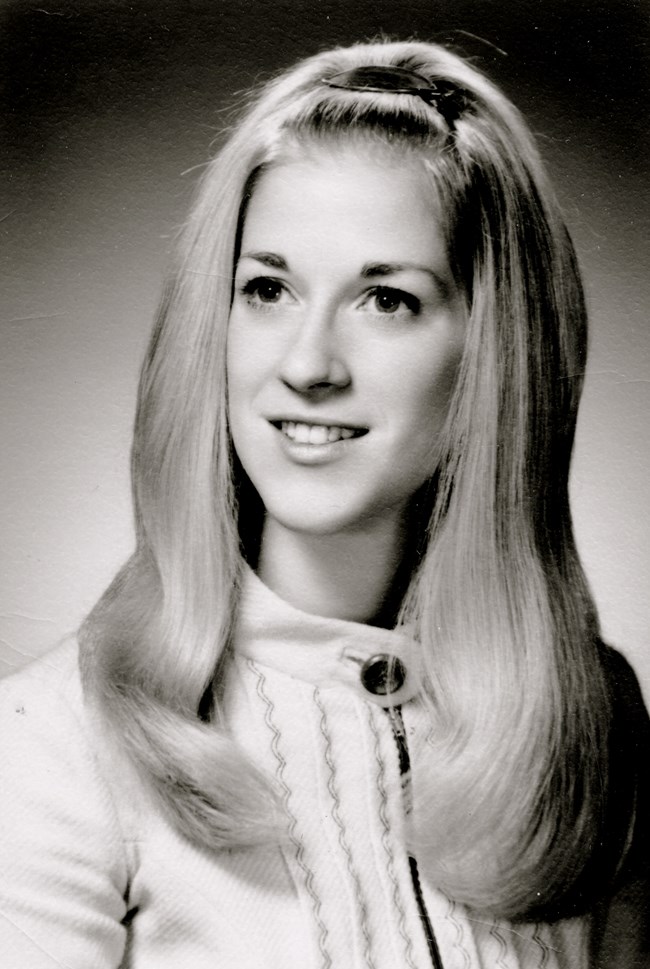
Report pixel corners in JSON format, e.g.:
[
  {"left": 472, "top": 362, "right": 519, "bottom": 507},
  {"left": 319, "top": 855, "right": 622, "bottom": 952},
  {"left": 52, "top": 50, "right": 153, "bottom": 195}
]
[{"left": 360, "top": 654, "right": 407, "bottom": 696}]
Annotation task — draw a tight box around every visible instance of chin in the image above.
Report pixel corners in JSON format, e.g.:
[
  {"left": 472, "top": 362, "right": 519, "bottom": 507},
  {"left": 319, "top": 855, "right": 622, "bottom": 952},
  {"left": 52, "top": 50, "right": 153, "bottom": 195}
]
[
  {"left": 262, "top": 497, "right": 407, "bottom": 541},
  {"left": 266, "top": 510, "right": 359, "bottom": 538}
]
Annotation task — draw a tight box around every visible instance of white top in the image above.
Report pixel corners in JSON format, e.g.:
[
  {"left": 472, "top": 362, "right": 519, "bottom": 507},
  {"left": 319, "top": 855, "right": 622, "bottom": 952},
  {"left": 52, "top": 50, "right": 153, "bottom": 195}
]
[{"left": 0, "top": 570, "right": 588, "bottom": 968}]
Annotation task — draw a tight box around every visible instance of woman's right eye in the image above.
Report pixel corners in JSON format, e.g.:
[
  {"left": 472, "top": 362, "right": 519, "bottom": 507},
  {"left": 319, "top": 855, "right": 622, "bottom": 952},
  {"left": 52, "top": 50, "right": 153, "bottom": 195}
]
[{"left": 239, "top": 276, "right": 287, "bottom": 306}]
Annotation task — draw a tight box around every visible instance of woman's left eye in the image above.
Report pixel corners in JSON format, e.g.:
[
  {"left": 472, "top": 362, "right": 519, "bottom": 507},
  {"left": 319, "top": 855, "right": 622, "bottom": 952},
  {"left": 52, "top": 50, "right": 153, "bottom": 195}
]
[{"left": 363, "top": 286, "right": 421, "bottom": 316}]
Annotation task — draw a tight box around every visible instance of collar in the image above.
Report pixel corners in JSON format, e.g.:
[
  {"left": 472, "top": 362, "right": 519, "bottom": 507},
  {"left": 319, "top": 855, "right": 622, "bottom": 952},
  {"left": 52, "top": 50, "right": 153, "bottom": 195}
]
[{"left": 233, "top": 567, "right": 421, "bottom": 708}]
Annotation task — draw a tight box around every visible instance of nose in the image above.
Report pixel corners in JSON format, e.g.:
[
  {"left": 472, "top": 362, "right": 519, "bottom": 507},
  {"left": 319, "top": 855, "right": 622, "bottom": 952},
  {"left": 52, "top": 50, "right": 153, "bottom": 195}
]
[{"left": 279, "top": 308, "right": 351, "bottom": 396}]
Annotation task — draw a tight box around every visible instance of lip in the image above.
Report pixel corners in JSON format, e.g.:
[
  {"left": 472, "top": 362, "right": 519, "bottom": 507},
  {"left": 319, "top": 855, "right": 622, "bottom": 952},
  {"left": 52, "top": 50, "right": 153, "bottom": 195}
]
[
  {"left": 267, "top": 416, "right": 368, "bottom": 433},
  {"left": 268, "top": 418, "right": 369, "bottom": 441},
  {"left": 268, "top": 417, "right": 369, "bottom": 464}
]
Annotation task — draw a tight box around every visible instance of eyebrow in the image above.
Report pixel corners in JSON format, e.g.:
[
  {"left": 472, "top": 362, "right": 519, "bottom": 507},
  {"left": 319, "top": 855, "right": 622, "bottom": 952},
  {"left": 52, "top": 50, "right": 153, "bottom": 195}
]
[
  {"left": 238, "top": 253, "right": 449, "bottom": 293},
  {"left": 361, "top": 262, "right": 448, "bottom": 293},
  {"left": 239, "top": 251, "right": 288, "bottom": 270}
]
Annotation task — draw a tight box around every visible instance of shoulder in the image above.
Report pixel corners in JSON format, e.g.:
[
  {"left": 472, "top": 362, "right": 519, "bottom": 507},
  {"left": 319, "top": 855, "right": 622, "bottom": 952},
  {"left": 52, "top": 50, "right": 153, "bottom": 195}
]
[
  {"left": 1, "top": 636, "right": 84, "bottom": 717},
  {"left": 0, "top": 637, "right": 88, "bottom": 764},
  {"left": 0, "top": 637, "right": 104, "bottom": 787},
  {"left": 0, "top": 639, "right": 133, "bottom": 964},
  {"left": 591, "top": 644, "right": 650, "bottom": 963},
  {"left": 599, "top": 642, "right": 649, "bottom": 716},
  {"left": 597, "top": 642, "right": 649, "bottom": 812},
  {"left": 598, "top": 642, "right": 649, "bottom": 802},
  {"left": 0, "top": 637, "right": 144, "bottom": 840},
  {"left": 0, "top": 637, "right": 129, "bottom": 852}
]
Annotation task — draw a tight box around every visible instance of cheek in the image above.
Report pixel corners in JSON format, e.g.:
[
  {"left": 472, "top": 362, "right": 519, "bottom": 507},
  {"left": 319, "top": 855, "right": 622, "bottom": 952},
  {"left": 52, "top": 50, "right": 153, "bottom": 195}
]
[
  {"left": 226, "top": 321, "right": 257, "bottom": 407},
  {"left": 226, "top": 314, "right": 280, "bottom": 399},
  {"left": 395, "top": 342, "right": 462, "bottom": 432},
  {"left": 225, "top": 327, "right": 250, "bottom": 439}
]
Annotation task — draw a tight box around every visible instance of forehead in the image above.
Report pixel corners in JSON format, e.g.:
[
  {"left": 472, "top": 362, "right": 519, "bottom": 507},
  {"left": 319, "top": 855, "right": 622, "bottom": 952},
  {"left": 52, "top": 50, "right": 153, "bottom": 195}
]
[{"left": 240, "top": 146, "right": 448, "bottom": 268}]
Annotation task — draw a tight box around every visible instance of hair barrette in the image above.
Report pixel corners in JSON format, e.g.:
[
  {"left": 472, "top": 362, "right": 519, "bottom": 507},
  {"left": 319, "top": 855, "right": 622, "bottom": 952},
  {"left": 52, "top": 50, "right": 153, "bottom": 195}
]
[{"left": 321, "top": 65, "right": 466, "bottom": 124}]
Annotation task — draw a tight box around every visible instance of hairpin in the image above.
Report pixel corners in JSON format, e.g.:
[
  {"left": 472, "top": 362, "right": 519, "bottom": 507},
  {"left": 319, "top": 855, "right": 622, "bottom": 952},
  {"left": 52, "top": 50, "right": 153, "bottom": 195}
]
[{"left": 321, "top": 65, "right": 467, "bottom": 124}]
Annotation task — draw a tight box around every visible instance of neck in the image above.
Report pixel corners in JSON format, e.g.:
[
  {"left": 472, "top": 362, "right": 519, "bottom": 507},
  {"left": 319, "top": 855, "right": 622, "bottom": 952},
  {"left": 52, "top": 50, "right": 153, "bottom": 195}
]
[{"left": 257, "top": 516, "right": 409, "bottom": 626}]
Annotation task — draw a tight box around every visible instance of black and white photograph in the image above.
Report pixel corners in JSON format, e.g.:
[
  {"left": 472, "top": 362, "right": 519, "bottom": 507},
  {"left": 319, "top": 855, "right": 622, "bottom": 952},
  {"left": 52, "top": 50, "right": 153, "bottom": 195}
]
[{"left": 1, "top": 1, "right": 648, "bottom": 966}]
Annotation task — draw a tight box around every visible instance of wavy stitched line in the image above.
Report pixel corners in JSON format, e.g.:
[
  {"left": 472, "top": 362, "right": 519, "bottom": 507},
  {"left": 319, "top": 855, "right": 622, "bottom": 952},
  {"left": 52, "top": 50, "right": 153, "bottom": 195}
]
[
  {"left": 366, "top": 704, "right": 418, "bottom": 969},
  {"left": 445, "top": 898, "right": 471, "bottom": 969},
  {"left": 532, "top": 924, "right": 550, "bottom": 969},
  {"left": 489, "top": 921, "right": 509, "bottom": 969},
  {"left": 314, "top": 689, "right": 376, "bottom": 969},
  {"left": 250, "top": 660, "right": 332, "bottom": 969}
]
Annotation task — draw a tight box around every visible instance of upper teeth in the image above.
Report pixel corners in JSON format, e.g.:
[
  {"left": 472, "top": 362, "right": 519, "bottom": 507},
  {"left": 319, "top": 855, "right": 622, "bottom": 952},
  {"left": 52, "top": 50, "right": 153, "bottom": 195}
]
[{"left": 281, "top": 421, "right": 358, "bottom": 444}]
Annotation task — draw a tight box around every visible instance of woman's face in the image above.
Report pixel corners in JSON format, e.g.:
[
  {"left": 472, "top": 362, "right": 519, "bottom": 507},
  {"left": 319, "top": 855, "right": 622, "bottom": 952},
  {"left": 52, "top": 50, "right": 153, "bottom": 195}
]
[{"left": 227, "top": 148, "right": 466, "bottom": 539}]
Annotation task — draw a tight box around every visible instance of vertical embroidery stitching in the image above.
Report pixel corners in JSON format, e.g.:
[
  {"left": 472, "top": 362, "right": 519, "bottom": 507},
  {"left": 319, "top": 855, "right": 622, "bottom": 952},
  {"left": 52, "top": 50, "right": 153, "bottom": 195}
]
[
  {"left": 366, "top": 704, "right": 418, "bottom": 969},
  {"left": 489, "top": 921, "right": 509, "bottom": 969},
  {"left": 445, "top": 898, "right": 471, "bottom": 969},
  {"left": 314, "top": 688, "right": 376, "bottom": 969},
  {"left": 532, "top": 924, "right": 550, "bottom": 969},
  {"left": 251, "top": 661, "right": 332, "bottom": 969}
]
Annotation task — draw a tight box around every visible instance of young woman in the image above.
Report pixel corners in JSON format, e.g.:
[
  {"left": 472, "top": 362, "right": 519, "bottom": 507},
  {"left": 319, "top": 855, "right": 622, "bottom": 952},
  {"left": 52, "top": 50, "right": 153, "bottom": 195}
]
[{"left": 1, "top": 39, "right": 647, "bottom": 969}]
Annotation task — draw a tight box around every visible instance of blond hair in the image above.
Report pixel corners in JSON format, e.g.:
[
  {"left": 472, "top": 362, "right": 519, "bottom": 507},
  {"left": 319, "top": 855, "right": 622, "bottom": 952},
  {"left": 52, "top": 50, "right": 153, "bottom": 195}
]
[{"left": 81, "top": 40, "right": 621, "bottom": 919}]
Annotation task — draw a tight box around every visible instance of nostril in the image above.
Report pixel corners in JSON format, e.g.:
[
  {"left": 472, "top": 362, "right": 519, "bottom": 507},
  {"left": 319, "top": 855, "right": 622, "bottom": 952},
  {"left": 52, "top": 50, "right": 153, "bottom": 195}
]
[
  {"left": 281, "top": 373, "right": 351, "bottom": 396},
  {"left": 278, "top": 327, "right": 351, "bottom": 394}
]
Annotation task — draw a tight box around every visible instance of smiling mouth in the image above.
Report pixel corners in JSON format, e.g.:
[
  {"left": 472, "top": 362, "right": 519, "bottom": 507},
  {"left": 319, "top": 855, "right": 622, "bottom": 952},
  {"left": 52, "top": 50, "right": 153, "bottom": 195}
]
[{"left": 271, "top": 420, "right": 368, "bottom": 445}]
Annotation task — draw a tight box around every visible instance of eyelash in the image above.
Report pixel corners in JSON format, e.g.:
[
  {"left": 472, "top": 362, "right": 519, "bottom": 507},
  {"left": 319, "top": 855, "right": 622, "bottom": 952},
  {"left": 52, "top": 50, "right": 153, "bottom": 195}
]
[
  {"left": 237, "top": 277, "right": 422, "bottom": 317},
  {"left": 364, "top": 286, "right": 421, "bottom": 316},
  {"left": 239, "top": 276, "right": 288, "bottom": 307}
]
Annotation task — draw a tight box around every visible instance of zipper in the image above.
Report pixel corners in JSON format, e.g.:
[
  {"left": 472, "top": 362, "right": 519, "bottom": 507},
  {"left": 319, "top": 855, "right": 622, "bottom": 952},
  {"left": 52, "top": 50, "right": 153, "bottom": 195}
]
[
  {"left": 408, "top": 855, "right": 444, "bottom": 969},
  {"left": 385, "top": 706, "right": 444, "bottom": 969}
]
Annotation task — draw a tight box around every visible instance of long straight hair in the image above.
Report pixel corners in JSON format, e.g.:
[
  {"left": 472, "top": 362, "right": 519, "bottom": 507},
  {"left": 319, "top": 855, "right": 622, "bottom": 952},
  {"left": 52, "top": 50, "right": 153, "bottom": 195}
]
[{"left": 81, "top": 40, "right": 620, "bottom": 919}]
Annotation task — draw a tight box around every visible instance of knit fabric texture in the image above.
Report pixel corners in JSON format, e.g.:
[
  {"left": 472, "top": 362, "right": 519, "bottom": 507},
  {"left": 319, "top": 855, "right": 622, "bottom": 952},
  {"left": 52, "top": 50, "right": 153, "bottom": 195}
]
[{"left": 0, "top": 570, "right": 589, "bottom": 968}]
